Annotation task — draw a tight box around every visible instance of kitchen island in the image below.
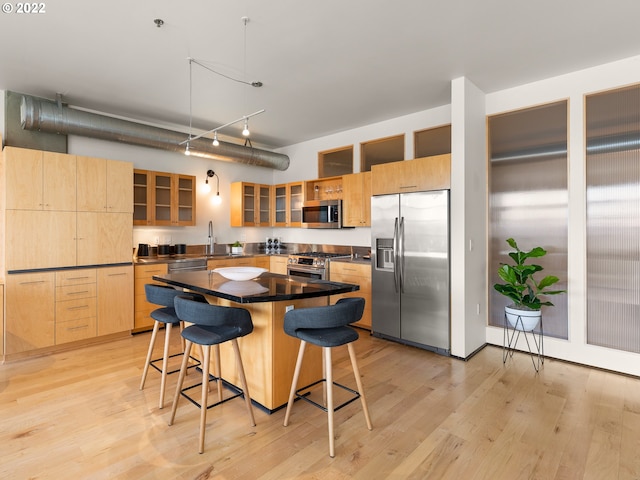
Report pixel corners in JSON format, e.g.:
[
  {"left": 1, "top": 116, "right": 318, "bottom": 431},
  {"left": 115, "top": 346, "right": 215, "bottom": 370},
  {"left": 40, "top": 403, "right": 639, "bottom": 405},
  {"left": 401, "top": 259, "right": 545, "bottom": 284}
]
[{"left": 153, "top": 270, "right": 359, "bottom": 411}]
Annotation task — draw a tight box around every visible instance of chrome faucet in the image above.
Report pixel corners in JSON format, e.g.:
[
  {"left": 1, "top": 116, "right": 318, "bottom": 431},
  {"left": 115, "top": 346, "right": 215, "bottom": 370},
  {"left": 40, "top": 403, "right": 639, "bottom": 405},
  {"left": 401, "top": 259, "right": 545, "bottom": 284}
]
[{"left": 207, "top": 220, "right": 215, "bottom": 255}]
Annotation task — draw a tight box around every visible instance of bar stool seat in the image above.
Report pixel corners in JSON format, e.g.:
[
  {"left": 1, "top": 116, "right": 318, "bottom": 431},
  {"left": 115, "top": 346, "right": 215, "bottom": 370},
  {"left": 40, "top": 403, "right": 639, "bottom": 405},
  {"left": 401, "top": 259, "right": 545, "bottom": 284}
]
[
  {"left": 283, "top": 297, "right": 373, "bottom": 457},
  {"left": 139, "top": 284, "right": 205, "bottom": 409},
  {"left": 169, "top": 295, "right": 256, "bottom": 454}
]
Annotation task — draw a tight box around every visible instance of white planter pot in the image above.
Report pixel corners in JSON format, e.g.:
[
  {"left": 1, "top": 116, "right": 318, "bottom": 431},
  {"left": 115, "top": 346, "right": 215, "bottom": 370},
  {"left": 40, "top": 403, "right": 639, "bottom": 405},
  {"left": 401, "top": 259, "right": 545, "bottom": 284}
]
[
  {"left": 505, "top": 305, "right": 541, "bottom": 332},
  {"left": 231, "top": 246, "right": 243, "bottom": 255}
]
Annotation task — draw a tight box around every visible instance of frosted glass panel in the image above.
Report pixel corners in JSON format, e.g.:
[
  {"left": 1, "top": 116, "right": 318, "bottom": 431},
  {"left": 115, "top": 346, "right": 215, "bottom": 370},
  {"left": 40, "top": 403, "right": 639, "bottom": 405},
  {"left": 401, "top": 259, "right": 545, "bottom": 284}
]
[
  {"left": 586, "top": 86, "right": 640, "bottom": 353},
  {"left": 488, "top": 102, "right": 568, "bottom": 339}
]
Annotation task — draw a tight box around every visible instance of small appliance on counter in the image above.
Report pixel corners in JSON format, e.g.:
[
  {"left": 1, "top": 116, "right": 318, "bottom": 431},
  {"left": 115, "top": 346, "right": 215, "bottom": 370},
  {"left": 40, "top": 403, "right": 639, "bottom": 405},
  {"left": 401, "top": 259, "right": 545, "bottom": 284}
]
[
  {"left": 137, "top": 243, "right": 150, "bottom": 257},
  {"left": 174, "top": 243, "right": 187, "bottom": 255},
  {"left": 157, "top": 244, "right": 171, "bottom": 256}
]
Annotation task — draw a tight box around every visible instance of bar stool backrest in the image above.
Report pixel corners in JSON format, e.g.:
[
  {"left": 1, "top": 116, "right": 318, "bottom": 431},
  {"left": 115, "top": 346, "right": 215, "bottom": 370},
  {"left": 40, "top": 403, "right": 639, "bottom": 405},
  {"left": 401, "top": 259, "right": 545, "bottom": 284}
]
[
  {"left": 145, "top": 284, "right": 185, "bottom": 308},
  {"left": 284, "top": 297, "right": 365, "bottom": 338},
  {"left": 174, "top": 296, "right": 253, "bottom": 337}
]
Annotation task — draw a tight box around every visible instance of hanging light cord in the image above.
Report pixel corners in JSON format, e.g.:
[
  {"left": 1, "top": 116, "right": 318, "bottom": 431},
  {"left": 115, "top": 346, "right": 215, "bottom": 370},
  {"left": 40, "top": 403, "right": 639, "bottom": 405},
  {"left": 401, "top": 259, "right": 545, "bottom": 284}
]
[{"left": 188, "top": 57, "right": 262, "bottom": 88}]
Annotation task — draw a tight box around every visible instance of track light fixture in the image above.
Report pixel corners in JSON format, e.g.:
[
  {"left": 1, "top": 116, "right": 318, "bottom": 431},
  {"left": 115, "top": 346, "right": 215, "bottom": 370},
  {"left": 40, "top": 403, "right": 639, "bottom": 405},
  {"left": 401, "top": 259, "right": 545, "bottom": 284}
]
[{"left": 180, "top": 16, "right": 265, "bottom": 153}]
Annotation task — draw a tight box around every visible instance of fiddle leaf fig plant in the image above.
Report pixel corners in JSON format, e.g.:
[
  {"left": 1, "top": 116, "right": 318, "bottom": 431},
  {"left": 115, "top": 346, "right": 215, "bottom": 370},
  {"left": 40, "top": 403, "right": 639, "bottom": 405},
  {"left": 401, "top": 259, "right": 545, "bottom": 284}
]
[{"left": 493, "top": 238, "right": 565, "bottom": 310}]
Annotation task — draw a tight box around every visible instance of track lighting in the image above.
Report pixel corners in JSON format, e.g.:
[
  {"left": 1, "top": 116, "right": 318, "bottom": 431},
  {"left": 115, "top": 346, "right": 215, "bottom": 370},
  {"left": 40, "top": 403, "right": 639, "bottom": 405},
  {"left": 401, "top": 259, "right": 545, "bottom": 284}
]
[
  {"left": 242, "top": 119, "right": 250, "bottom": 137},
  {"left": 185, "top": 142, "right": 191, "bottom": 156},
  {"left": 212, "top": 132, "right": 219, "bottom": 146}
]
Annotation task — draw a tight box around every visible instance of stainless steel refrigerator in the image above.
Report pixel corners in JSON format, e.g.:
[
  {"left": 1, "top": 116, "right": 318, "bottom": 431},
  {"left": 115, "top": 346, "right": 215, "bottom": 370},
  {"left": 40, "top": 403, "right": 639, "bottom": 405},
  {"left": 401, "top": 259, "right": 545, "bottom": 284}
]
[{"left": 371, "top": 190, "right": 450, "bottom": 355}]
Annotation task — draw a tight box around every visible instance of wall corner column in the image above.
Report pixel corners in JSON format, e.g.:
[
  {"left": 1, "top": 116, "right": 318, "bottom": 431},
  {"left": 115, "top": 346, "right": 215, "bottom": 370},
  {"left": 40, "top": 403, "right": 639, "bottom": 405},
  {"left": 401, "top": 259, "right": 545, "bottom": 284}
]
[{"left": 450, "top": 77, "right": 487, "bottom": 358}]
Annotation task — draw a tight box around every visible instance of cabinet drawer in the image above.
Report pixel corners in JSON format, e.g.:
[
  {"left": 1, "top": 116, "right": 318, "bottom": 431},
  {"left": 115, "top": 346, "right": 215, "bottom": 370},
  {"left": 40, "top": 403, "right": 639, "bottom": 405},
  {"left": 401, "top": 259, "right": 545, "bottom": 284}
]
[
  {"left": 134, "top": 276, "right": 169, "bottom": 294},
  {"left": 56, "top": 269, "right": 97, "bottom": 286},
  {"left": 56, "top": 316, "right": 97, "bottom": 344},
  {"left": 56, "top": 297, "right": 97, "bottom": 322},
  {"left": 331, "top": 262, "right": 370, "bottom": 277},
  {"left": 56, "top": 283, "right": 97, "bottom": 301},
  {"left": 134, "top": 263, "right": 168, "bottom": 278}
]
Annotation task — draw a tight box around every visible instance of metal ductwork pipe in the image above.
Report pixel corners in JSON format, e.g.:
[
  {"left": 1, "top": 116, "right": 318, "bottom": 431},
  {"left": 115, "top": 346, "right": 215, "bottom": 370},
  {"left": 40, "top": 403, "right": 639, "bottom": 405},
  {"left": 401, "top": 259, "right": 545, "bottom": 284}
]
[{"left": 19, "top": 94, "right": 290, "bottom": 171}]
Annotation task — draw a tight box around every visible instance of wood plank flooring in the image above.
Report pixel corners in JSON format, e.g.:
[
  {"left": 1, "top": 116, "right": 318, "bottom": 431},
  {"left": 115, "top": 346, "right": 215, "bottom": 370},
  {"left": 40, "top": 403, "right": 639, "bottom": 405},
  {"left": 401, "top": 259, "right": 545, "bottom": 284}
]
[{"left": 1, "top": 330, "right": 639, "bottom": 479}]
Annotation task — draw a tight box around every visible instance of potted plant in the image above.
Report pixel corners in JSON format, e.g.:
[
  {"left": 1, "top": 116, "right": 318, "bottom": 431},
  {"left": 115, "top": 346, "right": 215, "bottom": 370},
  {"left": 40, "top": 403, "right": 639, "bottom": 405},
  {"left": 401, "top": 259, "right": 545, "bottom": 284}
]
[
  {"left": 493, "top": 238, "right": 565, "bottom": 331},
  {"left": 231, "top": 241, "right": 243, "bottom": 255}
]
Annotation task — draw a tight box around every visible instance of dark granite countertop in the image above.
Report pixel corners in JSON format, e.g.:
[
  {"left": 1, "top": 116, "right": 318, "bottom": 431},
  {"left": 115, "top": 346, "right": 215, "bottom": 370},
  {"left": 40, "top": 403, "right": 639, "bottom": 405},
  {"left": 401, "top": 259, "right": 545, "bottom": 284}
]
[{"left": 152, "top": 270, "right": 359, "bottom": 304}]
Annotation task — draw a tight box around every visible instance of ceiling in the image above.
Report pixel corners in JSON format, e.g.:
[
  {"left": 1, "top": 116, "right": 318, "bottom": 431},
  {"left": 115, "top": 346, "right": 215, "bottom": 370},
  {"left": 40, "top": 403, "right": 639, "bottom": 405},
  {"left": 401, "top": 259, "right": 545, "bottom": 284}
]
[{"left": 2, "top": 0, "right": 640, "bottom": 149}]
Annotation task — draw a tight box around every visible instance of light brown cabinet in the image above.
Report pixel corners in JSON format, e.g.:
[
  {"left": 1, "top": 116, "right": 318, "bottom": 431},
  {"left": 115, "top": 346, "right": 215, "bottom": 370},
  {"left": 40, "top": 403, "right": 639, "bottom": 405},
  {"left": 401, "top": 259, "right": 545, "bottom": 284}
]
[
  {"left": 3, "top": 148, "right": 133, "bottom": 271},
  {"left": 371, "top": 154, "right": 451, "bottom": 195},
  {"left": 77, "top": 156, "right": 132, "bottom": 213},
  {"left": 97, "top": 265, "right": 133, "bottom": 336},
  {"left": 77, "top": 212, "right": 133, "bottom": 265},
  {"left": 153, "top": 172, "right": 196, "bottom": 226},
  {"left": 329, "top": 261, "right": 372, "bottom": 330},
  {"left": 269, "top": 255, "right": 288, "bottom": 275},
  {"left": 342, "top": 171, "right": 371, "bottom": 227},
  {"left": 55, "top": 269, "right": 97, "bottom": 344},
  {"left": 133, "top": 170, "right": 195, "bottom": 226},
  {"left": 0, "top": 284, "right": 4, "bottom": 357},
  {"left": 134, "top": 263, "right": 168, "bottom": 332},
  {"left": 6, "top": 210, "right": 77, "bottom": 270},
  {"left": 5, "top": 272, "right": 56, "bottom": 355},
  {"left": 4, "top": 147, "right": 77, "bottom": 211},
  {"left": 230, "top": 182, "right": 272, "bottom": 227},
  {"left": 273, "top": 182, "right": 303, "bottom": 227}
]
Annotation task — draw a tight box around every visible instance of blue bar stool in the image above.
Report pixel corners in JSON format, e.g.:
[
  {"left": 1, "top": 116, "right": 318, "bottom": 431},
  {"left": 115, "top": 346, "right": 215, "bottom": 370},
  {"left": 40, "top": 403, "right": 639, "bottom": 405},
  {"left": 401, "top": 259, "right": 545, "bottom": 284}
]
[
  {"left": 169, "top": 295, "right": 256, "bottom": 454},
  {"left": 139, "top": 284, "right": 205, "bottom": 409},
  {"left": 283, "top": 297, "right": 373, "bottom": 457}
]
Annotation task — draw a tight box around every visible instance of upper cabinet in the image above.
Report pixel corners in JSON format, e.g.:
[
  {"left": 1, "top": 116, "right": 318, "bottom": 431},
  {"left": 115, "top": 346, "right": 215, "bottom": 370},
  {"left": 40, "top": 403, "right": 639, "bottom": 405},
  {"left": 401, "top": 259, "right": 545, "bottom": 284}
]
[
  {"left": 342, "top": 171, "right": 371, "bottom": 227},
  {"left": 371, "top": 154, "right": 451, "bottom": 195},
  {"left": 230, "top": 182, "right": 272, "bottom": 227},
  {"left": 3, "top": 147, "right": 133, "bottom": 271},
  {"left": 133, "top": 169, "right": 196, "bottom": 226},
  {"left": 272, "top": 182, "right": 303, "bottom": 228},
  {"left": 5, "top": 147, "right": 77, "bottom": 211},
  {"left": 77, "top": 156, "right": 132, "bottom": 213}
]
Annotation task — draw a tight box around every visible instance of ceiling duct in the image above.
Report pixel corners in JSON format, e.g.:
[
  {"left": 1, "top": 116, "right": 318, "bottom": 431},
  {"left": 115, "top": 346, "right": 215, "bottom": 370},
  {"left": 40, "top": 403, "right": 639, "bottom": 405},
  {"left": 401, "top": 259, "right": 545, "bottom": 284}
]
[{"left": 19, "top": 94, "right": 290, "bottom": 171}]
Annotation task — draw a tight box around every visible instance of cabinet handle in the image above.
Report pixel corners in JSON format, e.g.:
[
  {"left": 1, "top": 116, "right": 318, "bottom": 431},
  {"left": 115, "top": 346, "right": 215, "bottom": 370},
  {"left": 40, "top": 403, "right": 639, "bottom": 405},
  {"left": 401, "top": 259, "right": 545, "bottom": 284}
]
[
  {"left": 108, "top": 273, "right": 127, "bottom": 277},
  {"left": 68, "top": 305, "right": 90, "bottom": 311},
  {"left": 67, "top": 290, "right": 90, "bottom": 295},
  {"left": 399, "top": 185, "right": 418, "bottom": 189},
  {"left": 67, "top": 325, "right": 89, "bottom": 331},
  {"left": 19, "top": 280, "right": 46, "bottom": 285},
  {"left": 68, "top": 276, "right": 90, "bottom": 281}
]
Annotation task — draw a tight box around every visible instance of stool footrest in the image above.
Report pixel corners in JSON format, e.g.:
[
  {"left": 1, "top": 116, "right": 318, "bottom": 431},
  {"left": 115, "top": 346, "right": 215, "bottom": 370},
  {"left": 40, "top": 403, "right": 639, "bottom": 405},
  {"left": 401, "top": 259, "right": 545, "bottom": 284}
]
[
  {"left": 150, "top": 353, "right": 201, "bottom": 375},
  {"left": 295, "top": 379, "right": 361, "bottom": 413},
  {"left": 180, "top": 374, "right": 246, "bottom": 410}
]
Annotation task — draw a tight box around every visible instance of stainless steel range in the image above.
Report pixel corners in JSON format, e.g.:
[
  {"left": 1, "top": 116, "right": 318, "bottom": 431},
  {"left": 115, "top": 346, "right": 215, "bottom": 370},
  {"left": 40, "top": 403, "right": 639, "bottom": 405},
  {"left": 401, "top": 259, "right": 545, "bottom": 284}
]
[{"left": 287, "top": 252, "right": 350, "bottom": 280}]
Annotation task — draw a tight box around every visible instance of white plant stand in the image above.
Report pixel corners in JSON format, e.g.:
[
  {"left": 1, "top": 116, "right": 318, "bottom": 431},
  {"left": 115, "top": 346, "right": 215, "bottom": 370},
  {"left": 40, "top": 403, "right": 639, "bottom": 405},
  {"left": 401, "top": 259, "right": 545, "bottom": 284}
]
[{"left": 502, "top": 311, "right": 544, "bottom": 372}]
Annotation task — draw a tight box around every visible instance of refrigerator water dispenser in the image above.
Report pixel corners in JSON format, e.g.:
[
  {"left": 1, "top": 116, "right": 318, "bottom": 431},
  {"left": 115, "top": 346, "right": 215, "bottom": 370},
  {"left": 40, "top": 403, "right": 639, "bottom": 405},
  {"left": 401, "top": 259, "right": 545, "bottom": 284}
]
[{"left": 375, "top": 238, "right": 394, "bottom": 270}]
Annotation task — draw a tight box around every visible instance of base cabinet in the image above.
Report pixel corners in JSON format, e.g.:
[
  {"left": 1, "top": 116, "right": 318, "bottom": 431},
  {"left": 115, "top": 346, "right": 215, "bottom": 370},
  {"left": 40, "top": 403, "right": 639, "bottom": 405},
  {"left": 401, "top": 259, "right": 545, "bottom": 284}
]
[
  {"left": 5, "top": 272, "right": 56, "bottom": 355},
  {"left": 329, "top": 261, "right": 372, "bottom": 330},
  {"left": 5, "top": 267, "right": 133, "bottom": 357},
  {"left": 134, "top": 263, "right": 168, "bottom": 332},
  {"left": 269, "top": 255, "right": 288, "bottom": 275},
  {"left": 97, "top": 266, "right": 133, "bottom": 336}
]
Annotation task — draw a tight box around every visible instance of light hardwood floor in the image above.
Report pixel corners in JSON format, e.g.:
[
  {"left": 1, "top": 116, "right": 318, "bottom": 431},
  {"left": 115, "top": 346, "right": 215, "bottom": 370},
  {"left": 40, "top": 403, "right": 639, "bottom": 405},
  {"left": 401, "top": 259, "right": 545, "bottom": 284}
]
[{"left": 1, "top": 330, "right": 639, "bottom": 479}]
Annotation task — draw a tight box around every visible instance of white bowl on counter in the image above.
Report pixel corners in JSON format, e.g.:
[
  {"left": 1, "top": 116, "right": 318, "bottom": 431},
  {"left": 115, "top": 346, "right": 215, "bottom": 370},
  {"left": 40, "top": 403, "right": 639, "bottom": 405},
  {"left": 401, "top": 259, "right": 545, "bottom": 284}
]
[{"left": 213, "top": 267, "right": 267, "bottom": 281}]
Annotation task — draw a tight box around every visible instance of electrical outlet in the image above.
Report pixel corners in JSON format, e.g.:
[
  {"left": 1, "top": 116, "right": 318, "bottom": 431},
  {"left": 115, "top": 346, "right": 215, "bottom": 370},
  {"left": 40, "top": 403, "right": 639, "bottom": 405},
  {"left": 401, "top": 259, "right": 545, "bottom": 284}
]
[
  {"left": 285, "top": 305, "right": 294, "bottom": 313},
  {"left": 476, "top": 303, "right": 480, "bottom": 315}
]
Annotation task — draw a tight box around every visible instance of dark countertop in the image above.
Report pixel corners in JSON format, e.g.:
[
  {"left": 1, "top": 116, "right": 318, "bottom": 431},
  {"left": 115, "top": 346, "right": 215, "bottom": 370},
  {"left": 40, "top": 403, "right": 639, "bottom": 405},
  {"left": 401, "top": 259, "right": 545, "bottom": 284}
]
[
  {"left": 134, "top": 253, "right": 269, "bottom": 265},
  {"left": 152, "top": 270, "right": 359, "bottom": 304}
]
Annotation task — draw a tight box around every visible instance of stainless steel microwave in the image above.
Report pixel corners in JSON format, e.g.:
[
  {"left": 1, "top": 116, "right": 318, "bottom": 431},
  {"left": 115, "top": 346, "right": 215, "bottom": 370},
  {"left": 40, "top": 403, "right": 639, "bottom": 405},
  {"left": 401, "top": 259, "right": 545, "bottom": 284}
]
[{"left": 301, "top": 199, "right": 342, "bottom": 228}]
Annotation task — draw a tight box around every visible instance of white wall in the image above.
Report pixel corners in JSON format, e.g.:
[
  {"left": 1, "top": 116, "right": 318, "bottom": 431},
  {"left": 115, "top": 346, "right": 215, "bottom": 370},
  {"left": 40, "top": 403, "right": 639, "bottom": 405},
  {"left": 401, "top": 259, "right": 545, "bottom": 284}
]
[{"left": 484, "top": 54, "right": 640, "bottom": 376}]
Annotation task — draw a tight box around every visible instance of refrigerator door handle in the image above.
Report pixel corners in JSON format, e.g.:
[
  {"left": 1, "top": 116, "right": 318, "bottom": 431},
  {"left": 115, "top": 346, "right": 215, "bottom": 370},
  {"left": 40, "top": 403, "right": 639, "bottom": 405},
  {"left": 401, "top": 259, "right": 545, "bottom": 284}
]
[
  {"left": 393, "top": 217, "right": 400, "bottom": 293},
  {"left": 399, "top": 216, "right": 405, "bottom": 293}
]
